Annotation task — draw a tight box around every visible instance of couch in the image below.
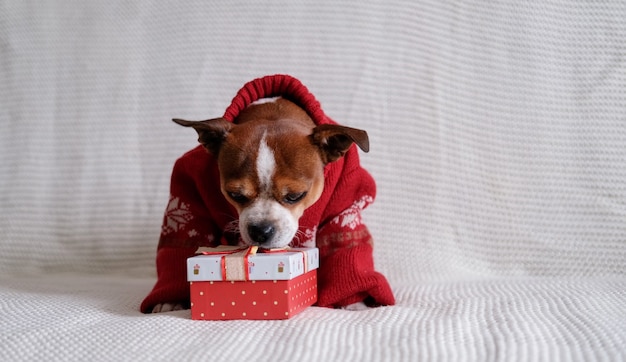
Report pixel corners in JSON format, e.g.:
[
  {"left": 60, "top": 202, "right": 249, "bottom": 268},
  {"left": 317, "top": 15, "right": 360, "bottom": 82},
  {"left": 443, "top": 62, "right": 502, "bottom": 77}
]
[{"left": 1, "top": 1, "right": 625, "bottom": 361}]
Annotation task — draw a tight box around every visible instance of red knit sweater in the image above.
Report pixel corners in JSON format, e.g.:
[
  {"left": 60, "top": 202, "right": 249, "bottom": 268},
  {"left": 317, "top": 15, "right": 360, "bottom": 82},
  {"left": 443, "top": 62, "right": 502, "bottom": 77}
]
[{"left": 140, "top": 75, "right": 395, "bottom": 312}]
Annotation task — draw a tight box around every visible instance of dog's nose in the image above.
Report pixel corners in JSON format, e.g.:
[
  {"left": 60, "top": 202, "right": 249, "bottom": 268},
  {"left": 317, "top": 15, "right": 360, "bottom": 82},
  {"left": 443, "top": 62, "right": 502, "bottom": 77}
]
[{"left": 247, "top": 223, "right": 276, "bottom": 245}]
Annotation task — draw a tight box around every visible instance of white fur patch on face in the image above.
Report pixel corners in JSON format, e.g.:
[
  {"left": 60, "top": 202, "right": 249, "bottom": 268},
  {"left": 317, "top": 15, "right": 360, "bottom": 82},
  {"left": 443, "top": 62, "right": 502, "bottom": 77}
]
[
  {"left": 237, "top": 131, "right": 299, "bottom": 248},
  {"left": 256, "top": 133, "right": 276, "bottom": 193},
  {"left": 249, "top": 96, "right": 281, "bottom": 106}
]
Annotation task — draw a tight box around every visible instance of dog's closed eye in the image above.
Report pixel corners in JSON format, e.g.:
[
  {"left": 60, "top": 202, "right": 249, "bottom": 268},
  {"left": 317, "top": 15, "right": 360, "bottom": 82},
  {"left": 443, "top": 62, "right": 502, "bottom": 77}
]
[
  {"left": 227, "top": 191, "right": 250, "bottom": 205},
  {"left": 283, "top": 192, "right": 307, "bottom": 204}
]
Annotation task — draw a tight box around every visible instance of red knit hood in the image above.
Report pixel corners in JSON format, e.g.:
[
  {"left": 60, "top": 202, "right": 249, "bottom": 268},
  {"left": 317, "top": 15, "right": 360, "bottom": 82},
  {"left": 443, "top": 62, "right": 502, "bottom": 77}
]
[{"left": 222, "top": 74, "right": 334, "bottom": 126}]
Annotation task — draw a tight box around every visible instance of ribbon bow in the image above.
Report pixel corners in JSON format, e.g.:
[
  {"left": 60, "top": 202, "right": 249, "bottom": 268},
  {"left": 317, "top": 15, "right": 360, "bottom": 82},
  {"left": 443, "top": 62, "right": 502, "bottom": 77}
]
[{"left": 195, "top": 246, "right": 294, "bottom": 281}]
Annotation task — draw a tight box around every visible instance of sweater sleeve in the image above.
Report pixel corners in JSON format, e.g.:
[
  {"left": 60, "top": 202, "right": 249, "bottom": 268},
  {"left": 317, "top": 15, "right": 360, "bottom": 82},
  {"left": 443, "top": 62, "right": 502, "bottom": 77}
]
[
  {"left": 140, "top": 151, "right": 220, "bottom": 313},
  {"left": 315, "top": 149, "right": 395, "bottom": 308}
]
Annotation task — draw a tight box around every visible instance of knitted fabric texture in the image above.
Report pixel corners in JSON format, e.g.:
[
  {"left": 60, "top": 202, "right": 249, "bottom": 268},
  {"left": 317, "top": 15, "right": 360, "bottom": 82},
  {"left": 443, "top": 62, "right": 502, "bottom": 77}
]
[{"left": 140, "top": 75, "right": 394, "bottom": 312}]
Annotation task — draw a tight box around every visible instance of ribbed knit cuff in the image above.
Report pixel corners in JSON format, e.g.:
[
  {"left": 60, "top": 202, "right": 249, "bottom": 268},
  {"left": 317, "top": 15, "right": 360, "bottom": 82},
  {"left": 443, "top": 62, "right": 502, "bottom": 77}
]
[
  {"left": 317, "top": 243, "right": 395, "bottom": 308},
  {"left": 140, "top": 247, "right": 196, "bottom": 313}
]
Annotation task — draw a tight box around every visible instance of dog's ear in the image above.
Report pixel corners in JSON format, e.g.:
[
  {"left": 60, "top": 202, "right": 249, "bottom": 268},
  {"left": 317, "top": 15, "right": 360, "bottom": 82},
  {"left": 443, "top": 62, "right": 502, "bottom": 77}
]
[
  {"left": 310, "top": 124, "right": 370, "bottom": 164},
  {"left": 172, "top": 118, "right": 234, "bottom": 155}
]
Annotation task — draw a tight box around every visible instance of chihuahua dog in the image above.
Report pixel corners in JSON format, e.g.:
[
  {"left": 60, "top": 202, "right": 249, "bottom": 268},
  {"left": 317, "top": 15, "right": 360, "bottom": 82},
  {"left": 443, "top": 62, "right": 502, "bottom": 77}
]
[{"left": 142, "top": 75, "right": 394, "bottom": 313}]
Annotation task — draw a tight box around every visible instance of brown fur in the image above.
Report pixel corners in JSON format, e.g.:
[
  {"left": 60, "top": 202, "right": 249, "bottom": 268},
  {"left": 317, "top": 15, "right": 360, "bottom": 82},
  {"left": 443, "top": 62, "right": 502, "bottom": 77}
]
[{"left": 172, "top": 98, "right": 369, "bottom": 230}]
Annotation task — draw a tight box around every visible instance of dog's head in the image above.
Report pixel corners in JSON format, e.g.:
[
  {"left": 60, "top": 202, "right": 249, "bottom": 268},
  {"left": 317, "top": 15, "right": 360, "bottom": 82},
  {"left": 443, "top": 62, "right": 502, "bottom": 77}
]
[{"left": 173, "top": 98, "right": 368, "bottom": 248}]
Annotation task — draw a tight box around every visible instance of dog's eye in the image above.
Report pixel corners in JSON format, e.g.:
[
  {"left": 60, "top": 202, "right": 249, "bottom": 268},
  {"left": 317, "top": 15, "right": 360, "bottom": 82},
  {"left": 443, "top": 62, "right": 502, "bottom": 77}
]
[
  {"left": 227, "top": 192, "right": 249, "bottom": 204},
  {"left": 284, "top": 192, "right": 307, "bottom": 204}
]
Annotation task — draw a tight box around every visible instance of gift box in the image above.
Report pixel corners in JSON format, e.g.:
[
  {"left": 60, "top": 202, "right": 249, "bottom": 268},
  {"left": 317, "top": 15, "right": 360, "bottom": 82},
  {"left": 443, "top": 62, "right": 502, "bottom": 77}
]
[{"left": 187, "top": 246, "right": 319, "bottom": 320}]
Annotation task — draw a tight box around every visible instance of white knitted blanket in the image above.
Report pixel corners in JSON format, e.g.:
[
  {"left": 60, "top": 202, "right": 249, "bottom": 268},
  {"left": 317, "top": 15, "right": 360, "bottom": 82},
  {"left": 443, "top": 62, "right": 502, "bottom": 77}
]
[{"left": 1, "top": 1, "right": 625, "bottom": 360}]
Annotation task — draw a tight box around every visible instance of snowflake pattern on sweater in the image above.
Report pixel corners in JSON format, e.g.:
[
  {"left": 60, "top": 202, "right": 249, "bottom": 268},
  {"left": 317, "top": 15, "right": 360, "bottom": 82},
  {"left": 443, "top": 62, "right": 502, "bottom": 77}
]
[
  {"left": 330, "top": 195, "right": 374, "bottom": 230},
  {"left": 161, "top": 196, "right": 194, "bottom": 235}
]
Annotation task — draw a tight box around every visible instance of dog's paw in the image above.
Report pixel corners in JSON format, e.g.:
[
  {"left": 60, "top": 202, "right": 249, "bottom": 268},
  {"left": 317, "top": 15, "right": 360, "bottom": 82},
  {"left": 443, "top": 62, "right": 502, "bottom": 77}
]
[
  {"left": 151, "top": 303, "right": 185, "bottom": 313},
  {"left": 341, "top": 302, "right": 370, "bottom": 311}
]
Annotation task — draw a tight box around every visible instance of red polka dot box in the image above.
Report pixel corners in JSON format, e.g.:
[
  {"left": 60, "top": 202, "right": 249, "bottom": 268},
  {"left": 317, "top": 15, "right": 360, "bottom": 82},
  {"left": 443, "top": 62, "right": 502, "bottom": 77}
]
[{"left": 187, "top": 246, "right": 319, "bottom": 320}]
